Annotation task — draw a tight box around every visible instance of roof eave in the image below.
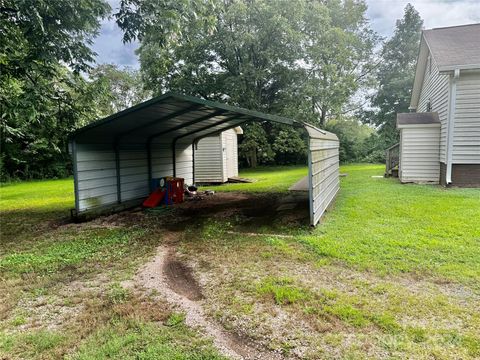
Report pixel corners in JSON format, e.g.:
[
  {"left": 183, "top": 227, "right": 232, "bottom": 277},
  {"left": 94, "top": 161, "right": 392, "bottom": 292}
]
[
  {"left": 438, "top": 64, "right": 480, "bottom": 73},
  {"left": 397, "top": 123, "right": 441, "bottom": 129},
  {"left": 410, "top": 35, "right": 429, "bottom": 110}
]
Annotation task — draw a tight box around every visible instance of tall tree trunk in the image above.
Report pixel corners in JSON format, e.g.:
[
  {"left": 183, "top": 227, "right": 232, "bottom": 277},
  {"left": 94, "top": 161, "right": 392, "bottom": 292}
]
[
  {"left": 251, "top": 150, "right": 257, "bottom": 168},
  {"left": 319, "top": 107, "right": 326, "bottom": 128}
]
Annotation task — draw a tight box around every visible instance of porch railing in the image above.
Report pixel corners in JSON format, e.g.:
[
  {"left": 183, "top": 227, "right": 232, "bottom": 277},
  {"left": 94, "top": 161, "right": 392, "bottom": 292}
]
[{"left": 385, "top": 143, "right": 400, "bottom": 177}]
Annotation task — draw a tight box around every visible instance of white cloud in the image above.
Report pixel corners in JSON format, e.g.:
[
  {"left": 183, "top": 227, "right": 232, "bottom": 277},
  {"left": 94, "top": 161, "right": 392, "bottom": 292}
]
[
  {"left": 91, "top": 0, "right": 139, "bottom": 68},
  {"left": 366, "top": 0, "right": 480, "bottom": 37},
  {"left": 91, "top": 20, "right": 139, "bottom": 68}
]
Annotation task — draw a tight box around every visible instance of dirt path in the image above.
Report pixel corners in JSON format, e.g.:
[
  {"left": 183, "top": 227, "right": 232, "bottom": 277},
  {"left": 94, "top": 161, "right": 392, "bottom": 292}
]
[{"left": 133, "top": 232, "right": 286, "bottom": 360}]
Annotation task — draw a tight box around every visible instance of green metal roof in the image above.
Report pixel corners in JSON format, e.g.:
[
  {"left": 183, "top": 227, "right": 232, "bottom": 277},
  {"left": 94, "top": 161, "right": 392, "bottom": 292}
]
[{"left": 72, "top": 93, "right": 301, "bottom": 145}]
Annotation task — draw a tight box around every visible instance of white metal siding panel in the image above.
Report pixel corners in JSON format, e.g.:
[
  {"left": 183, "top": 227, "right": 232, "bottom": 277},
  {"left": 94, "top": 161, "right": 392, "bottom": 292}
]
[
  {"left": 75, "top": 143, "right": 118, "bottom": 211},
  {"left": 453, "top": 71, "right": 480, "bottom": 164},
  {"left": 194, "top": 135, "right": 223, "bottom": 182},
  {"left": 119, "top": 148, "right": 149, "bottom": 201},
  {"left": 399, "top": 127, "right": 440, "bottom": 183},
  {"left": 75, "top": 140, "right": 194, "bottom": 213},
  {"left": 152, "top": 140, "right": 194, "bottom": 184},
  {"left": 305, "top": 126, "right": 340, "bottom": 226},
  {"left": 151, "top": 143, "right": 173, "bottom": 178},
  {"left": 417, "top": 58, "right": 449, "bottom": 163},
  {"left": 76, "top": 144, "right": 150, "bottom": 211}
]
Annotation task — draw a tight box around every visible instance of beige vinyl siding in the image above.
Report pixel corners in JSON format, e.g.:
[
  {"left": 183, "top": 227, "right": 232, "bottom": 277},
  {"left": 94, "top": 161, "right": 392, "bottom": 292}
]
[
  {"left": 399, "top": 126, "right": 441, "bottom": 183},
  {"left": 195, "top": 129, "right": 239, "bottom": 183},
  {"left": 230, "top": 129, "right": 239, "bottom": 178},
  {"left": 194, "top": 135, "right": 223, "bottom": 183},
  {"left": 221, "top": 131, "right": 228, "bottom": 182},
  {"left": 453, "top": 71, "right": 480, "bottom": 164},
  {"left": 417, "top": 57, "right": 449, "bottom": 163},
  {"left": 175, "top": 141, "right": 193, "bottom": 185}
]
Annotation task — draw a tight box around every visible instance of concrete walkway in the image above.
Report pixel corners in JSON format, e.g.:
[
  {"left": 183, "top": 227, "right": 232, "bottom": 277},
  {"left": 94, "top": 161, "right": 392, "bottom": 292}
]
[{"left": 288, "top": 176, "right": 308, "bottom": 191}]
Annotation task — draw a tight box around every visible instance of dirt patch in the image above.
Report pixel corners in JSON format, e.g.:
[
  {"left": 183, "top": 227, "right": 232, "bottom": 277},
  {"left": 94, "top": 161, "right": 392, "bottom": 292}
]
[
  {"left": 163, "top": 192, "right": 309, "bottom": 231},
  {"left": 164, "top": 250, "right": 203, "bottom": 301},
  {"left": 59, "top": 192, "right": 309, "bottom": 235},
  {"left": 130, "top": 233, "right": 287, "bottom": 360}
]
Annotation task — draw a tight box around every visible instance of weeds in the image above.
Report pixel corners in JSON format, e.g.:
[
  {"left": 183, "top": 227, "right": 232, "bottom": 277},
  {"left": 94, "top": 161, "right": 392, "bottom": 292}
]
[{"left": 257, "top": 277, "right": 311, "bottom": 305}]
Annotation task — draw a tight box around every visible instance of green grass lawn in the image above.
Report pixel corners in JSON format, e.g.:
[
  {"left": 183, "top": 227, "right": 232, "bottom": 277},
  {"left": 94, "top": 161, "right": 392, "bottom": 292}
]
[
  {"left": 304, "top": 164, "right": 480, "bottom": 286},
  {"left": 1, "top": 164, "right": 479, "bottom": 359},
  {"left": 200, "top": 165, "right": 308, "bottom": 192},
  {"left": 0, "top": 178, "right": 73, "bottom": 213}
]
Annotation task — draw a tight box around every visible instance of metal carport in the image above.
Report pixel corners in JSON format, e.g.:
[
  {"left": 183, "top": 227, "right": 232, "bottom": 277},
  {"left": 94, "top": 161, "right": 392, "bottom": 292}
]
[{"left": 69, "top": 93, "right": 339, "bottom": 226}]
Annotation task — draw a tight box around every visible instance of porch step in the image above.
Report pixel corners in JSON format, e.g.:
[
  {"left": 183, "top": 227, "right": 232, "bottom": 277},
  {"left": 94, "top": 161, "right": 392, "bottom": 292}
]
[{"left": 385, "top": 168, "right": 399, "bottom": 178}]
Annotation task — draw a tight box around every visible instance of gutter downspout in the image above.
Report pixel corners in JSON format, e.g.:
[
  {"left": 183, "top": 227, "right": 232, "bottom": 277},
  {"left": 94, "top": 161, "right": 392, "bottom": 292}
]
[{"left": 446, "top": 68, "right": 460, "bottom": 185}]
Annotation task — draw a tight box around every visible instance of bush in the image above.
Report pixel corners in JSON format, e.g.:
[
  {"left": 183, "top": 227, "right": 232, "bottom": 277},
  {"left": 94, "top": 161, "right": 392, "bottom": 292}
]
[{"left": 325, "top": 118, "right": 377, "bottom": 163}]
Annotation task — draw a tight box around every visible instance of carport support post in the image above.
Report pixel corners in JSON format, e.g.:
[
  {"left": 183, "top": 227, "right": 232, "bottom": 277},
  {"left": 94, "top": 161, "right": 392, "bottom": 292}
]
[
  {"left": 114, "top": 142, "right": 121, "bottom": 204},
  {"left": 192, "top": 140, "right": 196, "bottom": 184},
  {"left": 147, "top": 140, "right": 153, "bottom": 192},
  {"left": 172, "top": 141, "right": 176, "bottom": 177},
  {"left": 71, "top": 139, "right": 80, "bottom": 212}
]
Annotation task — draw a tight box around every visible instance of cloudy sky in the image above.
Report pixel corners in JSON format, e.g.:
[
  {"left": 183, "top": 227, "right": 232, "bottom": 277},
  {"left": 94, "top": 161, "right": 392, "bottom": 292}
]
[{"left": 91, "top": 0, "right": 480, "bottom": 68}]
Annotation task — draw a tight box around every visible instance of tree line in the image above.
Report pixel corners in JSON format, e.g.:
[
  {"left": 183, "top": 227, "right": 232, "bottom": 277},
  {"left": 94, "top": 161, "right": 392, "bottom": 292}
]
[{"left": 0, "top": 0, "right": 423, "bottom": 180}]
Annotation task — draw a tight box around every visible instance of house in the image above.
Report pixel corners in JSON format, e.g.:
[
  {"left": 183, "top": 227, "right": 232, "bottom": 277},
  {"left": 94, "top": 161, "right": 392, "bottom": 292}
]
[
  {"left": 194, "top": 127, "right": 243, "bottom": 183},
  {"left": 396, "top": 23, "right": 480, "bottom": 187}
]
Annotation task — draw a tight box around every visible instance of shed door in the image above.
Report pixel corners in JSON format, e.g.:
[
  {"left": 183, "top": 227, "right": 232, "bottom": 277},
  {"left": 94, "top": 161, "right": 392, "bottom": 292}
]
[{"left": 225, "top": 131, "right": 236, "bottom": 178}]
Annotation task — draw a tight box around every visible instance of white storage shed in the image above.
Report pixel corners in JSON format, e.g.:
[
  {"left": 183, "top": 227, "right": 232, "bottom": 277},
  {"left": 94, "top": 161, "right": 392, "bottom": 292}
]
[
  {"left": 194, "top": 127, "right": 242, "bottom": 183},
  {"left": 397, "top": 112, "right": 441, "bottom": 184},
  {"left": 69, "top": 93, "right": 340, "bottom": 226}
]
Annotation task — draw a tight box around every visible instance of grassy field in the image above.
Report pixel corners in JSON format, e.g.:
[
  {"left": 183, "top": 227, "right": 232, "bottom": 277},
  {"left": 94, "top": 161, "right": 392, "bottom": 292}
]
[
  {"left": 1, "top": 164, "right": 479, "bottom": 359},
  {"left": 306, "top": 164, "right": 480, "bottom": 285},
  {"left": 200, "top": 165, "right": 307, "bottom": 192}
]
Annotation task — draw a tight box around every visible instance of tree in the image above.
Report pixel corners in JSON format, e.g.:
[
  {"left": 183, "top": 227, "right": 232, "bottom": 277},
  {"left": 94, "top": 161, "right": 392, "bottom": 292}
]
[
  {"left": 324, "top": 117, "right": 375, "bottom": 162},
  {"left": 88, "top": 64, "right": 151, "bottom": 117},
  {"left": 115, "top": 0, "right": 217, "bottom": 45},
  {"left": 0, "top": 66, "right": 109, "bottom": 179},
  {"left": 272, "top": 128, "right": 307, "bottom": 165},
  {"left": 238, "top": 122, "right": 274, "bottom": 167},
  {"left": 365, "top": 4, "right": 423, "bottom": 146},
  {"left": 116, "top": 0, "right": 378, "bottom": 166},
  {"left": 280, "top": 0, "right": 379, "bottom": 127},
  {"left": 120, "top": 0, "right": 377, "bottom": 121},
  {"left": 0, "top": 0, "right": 111, "bottom": 179}
]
